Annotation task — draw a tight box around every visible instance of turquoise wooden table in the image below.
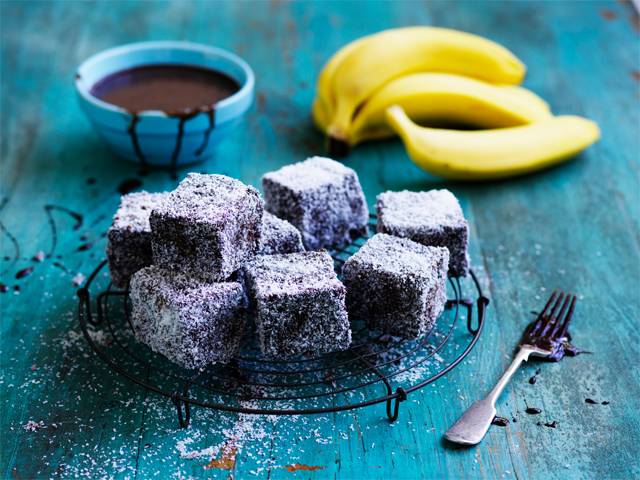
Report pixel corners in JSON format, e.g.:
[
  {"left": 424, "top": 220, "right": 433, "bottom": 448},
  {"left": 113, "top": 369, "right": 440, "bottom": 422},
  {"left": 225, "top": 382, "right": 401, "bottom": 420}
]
[{"left": 1, "top": 1, "right": 639, "bottom": 479}]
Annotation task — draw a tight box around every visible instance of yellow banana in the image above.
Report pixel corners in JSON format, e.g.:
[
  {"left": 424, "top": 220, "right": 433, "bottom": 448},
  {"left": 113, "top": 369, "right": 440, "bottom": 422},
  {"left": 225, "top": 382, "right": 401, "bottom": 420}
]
[
  {"left": 316, "top": 73, "right": 551, "bottom": 146},
  {"left": 327, "top": 27, "right": 527, "bottom": 142},
  {"left": 385, "top": 105, "right": 600, "bottom": 180},
  {"left": 315, "top": 34, "right": 372, "bottom": 122},
  {"left": 312, "top": 97, "right": 330, "bottom": 133}
]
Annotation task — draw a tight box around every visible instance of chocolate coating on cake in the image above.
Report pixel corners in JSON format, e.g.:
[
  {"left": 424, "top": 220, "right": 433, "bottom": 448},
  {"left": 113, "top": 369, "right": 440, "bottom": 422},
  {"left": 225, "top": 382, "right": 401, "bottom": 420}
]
[
  {"left": 129, "top": 266, "right": 246, "bottom": 369},
  {"left": 107, "top": 191, "right": 169, "bottom": 288},
  {"left": 342, "top": 233, "right": 449, "bottom": 339},
  {"left": 376, "top": 189, "right": 469, "bottom": 277},
  {"left": 262, "top": 157, "right": 369, "bottom": 251},
  {"left": 150, "top": 173, "right": 263, "bottom": 282},
  {"left": 258, "top": 212, "right": 304, "bottom": 255},
  {"left": 243, "top": 251, "right": 352, "bottom": 357}
]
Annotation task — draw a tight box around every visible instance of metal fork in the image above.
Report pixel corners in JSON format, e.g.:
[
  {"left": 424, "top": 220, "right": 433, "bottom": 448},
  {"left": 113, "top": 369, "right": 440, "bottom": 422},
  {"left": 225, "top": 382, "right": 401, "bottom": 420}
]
[{"left": 444, "top": 290, "right": 577, "bottom": 446}]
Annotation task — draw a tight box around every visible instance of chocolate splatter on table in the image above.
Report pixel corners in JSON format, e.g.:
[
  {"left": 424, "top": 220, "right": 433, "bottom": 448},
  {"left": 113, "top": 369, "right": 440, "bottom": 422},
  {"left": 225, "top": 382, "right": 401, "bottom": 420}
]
[{"left": 1, "top": 1, "right": 638, "bottom": 479}]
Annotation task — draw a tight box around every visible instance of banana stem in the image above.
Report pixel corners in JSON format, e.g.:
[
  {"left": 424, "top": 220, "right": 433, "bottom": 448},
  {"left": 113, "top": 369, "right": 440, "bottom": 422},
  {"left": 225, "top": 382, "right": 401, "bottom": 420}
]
[{"left": 385, "top": 105, "right": 414, "bottom": 140}]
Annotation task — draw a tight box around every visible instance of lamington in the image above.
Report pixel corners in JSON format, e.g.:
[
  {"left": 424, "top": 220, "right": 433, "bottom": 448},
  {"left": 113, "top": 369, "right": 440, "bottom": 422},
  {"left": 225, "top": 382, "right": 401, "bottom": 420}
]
[
  {"left": 150, "top": 173, "right": 263, "bottom": 282},
  {"left": 242, "top": 251, "right": 352, "bottom": 357},
  {"left": 258, "top": 212, "right": 304, "bottom": 255},
  {"left": 129, "top": 266, "right": 246, "bottom": 369},
  {"left": 376, "top": 189, "right": 469, "bottom": 276},
  {"left": 107, "top": 191, "right": 169, "bottom": 288},
  {"left": 262, "top": 157, "right": 369, "bottom": 251},
  {"left": 342, "top": 233, "right": 449, "bottom": 339}
]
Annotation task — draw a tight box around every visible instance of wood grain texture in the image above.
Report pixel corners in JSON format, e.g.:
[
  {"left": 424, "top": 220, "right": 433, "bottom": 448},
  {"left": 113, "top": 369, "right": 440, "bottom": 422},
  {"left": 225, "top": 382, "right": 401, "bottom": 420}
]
[{"left": 1, "top": 1, "right": 639, "bottom": 479}]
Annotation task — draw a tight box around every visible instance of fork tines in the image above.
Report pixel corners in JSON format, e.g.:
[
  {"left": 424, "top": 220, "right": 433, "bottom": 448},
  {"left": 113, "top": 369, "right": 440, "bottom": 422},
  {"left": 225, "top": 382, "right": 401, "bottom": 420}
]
[{"left": 527, "top": 290, "right": 577, "bottom": 342}]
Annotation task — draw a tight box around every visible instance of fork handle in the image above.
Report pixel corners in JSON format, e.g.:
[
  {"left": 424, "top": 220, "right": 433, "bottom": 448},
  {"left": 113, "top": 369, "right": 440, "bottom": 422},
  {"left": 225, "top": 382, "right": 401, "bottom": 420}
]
[{"left": 444, "top": 347, "right": 533, "bottom": 445}]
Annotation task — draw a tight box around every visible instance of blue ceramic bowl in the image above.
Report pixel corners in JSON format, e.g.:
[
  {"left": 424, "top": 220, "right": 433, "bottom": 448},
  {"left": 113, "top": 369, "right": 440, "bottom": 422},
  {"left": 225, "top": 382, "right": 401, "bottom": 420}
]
[{"left": 75, "top": 41, "right": 254, "bottom": 167}]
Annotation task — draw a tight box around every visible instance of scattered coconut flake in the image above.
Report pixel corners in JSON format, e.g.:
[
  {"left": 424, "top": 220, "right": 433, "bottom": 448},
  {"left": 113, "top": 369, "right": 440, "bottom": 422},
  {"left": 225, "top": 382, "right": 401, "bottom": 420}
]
[
  {"left": 72, "top": 272, "right": 85, "bottom": 287},
  {"left": 23, "top": 420, "right": 45, "bottom": 431}
]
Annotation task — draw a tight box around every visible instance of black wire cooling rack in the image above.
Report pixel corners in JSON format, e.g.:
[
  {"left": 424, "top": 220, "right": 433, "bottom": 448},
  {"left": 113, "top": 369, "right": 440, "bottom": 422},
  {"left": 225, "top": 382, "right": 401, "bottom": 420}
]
[{"left": 78, "top": 219, "right": 489, "bottom": 428}]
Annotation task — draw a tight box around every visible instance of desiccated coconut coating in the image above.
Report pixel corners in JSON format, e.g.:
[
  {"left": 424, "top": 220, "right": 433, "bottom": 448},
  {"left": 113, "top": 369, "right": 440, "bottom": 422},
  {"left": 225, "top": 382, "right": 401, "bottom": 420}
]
[
  {"left": 107, "top": 191, "right": 169, "bottom": 288},
  {"left": 262, "top": 157, "right": 369, "bottom": 251},
  {"left": 242, "top": 251, "right": 352, "bottom": 357},
  {"left": 150, "top": 173, "right": 263, "bottom": 282},
  {"left": 258, "top": 212, "right": 304, "bottom": 255},
  {"left": 129, "top": 266, "right": 246, "bottom": 369},
  {"left": 342, "top": 233, "right": 449, "bottom": 339},
  {"left": 376, "top": 189, "right": 469, "bottom": 277}
]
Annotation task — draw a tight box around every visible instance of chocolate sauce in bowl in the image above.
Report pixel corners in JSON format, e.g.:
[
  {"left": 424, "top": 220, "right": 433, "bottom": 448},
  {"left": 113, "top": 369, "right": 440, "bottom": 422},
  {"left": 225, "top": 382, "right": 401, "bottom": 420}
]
[
  {"left": 90, "top": 64, "right": 240, "bottom": 175},
  {"left": 91, "top": 64, "right": 239, "bottom": 114}
]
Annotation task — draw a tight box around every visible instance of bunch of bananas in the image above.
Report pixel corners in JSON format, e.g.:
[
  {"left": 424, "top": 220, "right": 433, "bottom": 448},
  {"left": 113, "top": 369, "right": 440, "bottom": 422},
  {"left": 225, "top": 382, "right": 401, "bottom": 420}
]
[{"left": 312, "top": 27, "right": 600, "bottom": 180}]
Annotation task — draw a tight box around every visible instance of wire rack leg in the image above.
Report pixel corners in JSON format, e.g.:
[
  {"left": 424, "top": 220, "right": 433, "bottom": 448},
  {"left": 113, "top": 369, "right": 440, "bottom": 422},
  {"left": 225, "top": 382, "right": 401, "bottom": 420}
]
[
  {"left": 471, "top": 296, "right": 490, "bottom": 334},
  {"left": 354, "top": 351, "right": 407, "bottom": 422},
  {"left": 172, "top": 383, "right": 191, "bottom": 428},
  {"left": 386, "top": 387, "right": 407, "bottom": 422}
]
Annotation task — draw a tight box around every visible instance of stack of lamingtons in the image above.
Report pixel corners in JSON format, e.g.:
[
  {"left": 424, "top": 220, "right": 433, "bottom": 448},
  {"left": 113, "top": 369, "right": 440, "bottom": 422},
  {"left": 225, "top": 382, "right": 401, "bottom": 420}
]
[{"left": 106, "top": 157, "right": 470, "bottom": 369}]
